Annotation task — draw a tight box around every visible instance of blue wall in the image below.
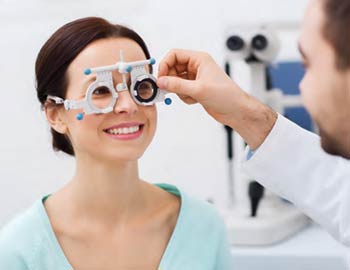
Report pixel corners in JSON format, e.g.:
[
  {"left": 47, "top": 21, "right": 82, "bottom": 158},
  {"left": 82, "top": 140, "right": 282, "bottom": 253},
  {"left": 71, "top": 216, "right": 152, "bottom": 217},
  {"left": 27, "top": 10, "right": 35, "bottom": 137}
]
[{"left": 268, "top": 62, "right": 313, "bottom": 131}]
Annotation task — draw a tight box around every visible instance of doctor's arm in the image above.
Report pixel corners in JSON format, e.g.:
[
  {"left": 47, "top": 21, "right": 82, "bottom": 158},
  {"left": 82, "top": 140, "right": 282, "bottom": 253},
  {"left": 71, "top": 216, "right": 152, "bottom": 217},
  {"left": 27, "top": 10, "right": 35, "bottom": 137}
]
[
  {"left": 242, "top": 113, "right": 350, "bottom": 246},
  {"left": 157, "top": 49, "right": 350, "bottom": 246}
]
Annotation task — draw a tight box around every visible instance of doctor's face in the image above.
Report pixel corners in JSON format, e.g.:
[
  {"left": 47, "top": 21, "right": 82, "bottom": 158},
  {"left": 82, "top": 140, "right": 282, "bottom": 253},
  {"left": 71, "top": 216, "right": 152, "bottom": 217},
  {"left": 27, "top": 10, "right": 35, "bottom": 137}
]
[{"left": 299, "top": 0, "right": 350, "bottom": 159}]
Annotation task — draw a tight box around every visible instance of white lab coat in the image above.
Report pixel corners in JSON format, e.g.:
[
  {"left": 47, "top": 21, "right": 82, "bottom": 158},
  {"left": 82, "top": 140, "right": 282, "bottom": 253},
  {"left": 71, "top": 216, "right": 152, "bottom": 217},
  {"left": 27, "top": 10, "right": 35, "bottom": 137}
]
[{"left": 241, "top": 114, "right": 350, "bottom": 247}]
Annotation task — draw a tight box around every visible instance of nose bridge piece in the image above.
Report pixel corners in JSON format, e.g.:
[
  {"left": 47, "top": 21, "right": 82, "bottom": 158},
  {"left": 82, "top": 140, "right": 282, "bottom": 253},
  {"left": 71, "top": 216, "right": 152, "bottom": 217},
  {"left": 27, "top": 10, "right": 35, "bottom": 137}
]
[
  {"left": 113, "top": 89, "right": 137, "bottom": 114},
  {"left": 116, "top": 81, "right": 129, "bottom": 92}
]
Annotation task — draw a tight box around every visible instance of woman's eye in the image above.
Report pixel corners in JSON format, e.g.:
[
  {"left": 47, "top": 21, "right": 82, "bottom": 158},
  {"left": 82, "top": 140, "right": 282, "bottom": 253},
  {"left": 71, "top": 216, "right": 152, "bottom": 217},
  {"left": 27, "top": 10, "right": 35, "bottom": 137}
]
[
  {"left": 93, "top": 86, "right": 110, "bottom": 95},
  {"left": 139, "top": 82, "right": 153, "bottom": 91},
  {"left": 139, "top": 85, "right": 151, "bottom": 92}
]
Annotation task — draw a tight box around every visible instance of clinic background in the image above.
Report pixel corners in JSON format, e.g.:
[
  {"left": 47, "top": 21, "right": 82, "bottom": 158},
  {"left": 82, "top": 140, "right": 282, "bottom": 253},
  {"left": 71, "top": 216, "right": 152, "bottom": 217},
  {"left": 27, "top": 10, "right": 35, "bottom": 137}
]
[{"left": 0, "top": 0, "right": 307, "bottom": 226}]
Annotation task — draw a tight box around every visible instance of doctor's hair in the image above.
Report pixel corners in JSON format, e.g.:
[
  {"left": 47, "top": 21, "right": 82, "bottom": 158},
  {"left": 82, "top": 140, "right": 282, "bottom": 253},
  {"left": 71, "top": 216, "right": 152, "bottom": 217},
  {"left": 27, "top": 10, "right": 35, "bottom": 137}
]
[
  {"left": 323, "top": 0, "right": 350, "bottom": 70},
  {"left": 35, "top": 17, "right": 152, "bottom": 156}
]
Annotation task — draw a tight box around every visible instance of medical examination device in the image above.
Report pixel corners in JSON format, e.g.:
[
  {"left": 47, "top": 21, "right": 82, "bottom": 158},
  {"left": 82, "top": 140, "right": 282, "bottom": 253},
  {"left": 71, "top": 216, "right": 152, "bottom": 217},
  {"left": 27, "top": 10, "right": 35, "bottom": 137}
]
[
  {"left": 47, "top": 50, "right": 172, "bottom": 120},
  {"left": 222, "top": 24, "right": 309, "bottom": 245}
]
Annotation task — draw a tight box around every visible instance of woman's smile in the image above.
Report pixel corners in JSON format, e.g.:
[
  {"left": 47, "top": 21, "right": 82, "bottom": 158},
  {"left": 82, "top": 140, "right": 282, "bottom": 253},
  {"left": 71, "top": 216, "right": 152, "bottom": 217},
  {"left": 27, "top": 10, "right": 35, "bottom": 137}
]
[{"left": 103, "top": 122, "right": 145, "bottom": 140}]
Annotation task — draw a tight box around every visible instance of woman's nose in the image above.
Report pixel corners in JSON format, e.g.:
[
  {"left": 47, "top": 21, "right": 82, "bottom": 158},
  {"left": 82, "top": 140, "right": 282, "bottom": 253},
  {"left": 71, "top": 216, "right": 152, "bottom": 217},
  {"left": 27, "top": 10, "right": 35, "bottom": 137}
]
[{"left": 113, "top": 90, "right": 138, "bottom": 115}]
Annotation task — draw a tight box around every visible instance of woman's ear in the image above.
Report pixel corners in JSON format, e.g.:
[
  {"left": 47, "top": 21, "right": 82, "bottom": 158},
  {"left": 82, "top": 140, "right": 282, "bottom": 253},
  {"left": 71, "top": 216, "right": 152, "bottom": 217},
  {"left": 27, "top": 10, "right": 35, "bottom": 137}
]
[{"left": 44, "top": 105, "right": 68, "bottom": 134}]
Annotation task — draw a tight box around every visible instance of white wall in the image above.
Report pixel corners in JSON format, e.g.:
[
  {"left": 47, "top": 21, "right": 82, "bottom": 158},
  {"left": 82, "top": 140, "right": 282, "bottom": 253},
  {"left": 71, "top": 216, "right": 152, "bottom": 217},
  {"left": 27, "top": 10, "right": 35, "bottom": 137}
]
[{"left": 0, "top": 0, "right": 308, "bottom": 226}]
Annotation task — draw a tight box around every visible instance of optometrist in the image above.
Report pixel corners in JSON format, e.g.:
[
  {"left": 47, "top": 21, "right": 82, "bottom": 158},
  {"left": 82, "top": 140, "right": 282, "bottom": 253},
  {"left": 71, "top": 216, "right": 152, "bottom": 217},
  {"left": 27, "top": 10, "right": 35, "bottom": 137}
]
[{"left": 157, "top": 0, "right": 350, "bottom": 246}]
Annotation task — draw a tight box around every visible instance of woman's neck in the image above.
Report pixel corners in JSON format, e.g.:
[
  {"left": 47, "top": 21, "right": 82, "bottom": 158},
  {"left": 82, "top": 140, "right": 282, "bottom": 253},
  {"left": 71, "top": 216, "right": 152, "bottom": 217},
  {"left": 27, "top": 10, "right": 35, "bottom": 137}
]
[{"left": 57, "top": 154, "right": 148, "bottom": 228}]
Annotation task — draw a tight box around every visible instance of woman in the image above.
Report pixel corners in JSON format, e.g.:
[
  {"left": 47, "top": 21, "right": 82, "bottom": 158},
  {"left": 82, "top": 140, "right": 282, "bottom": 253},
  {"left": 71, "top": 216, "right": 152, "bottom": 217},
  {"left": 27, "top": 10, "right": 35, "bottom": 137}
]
[{"left": 0, "top": 17, "right": 232, "bottom": 269}]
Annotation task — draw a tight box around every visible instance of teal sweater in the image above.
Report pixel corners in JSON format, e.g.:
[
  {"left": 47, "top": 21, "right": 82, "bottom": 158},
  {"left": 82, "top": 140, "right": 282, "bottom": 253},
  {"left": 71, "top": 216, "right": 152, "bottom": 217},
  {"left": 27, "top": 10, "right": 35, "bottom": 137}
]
[{"left": 0, "top": 183, "right": 232, "bottom": 270}]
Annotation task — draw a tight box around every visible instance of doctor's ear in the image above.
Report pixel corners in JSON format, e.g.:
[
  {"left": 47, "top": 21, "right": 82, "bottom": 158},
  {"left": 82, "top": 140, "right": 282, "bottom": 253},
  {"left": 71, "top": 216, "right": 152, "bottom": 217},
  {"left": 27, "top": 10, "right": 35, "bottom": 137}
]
[{"left": 44, "top": 103, "right": 68, "bottom": 134}]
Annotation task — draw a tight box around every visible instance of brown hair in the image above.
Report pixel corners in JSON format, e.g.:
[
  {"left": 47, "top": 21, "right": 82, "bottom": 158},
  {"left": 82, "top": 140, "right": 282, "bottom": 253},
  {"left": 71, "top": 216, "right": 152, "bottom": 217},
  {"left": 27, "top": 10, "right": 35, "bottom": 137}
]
[
  {"left": 322, "top": 0, "right": 350, "bottom": 70},
  {"left": 35, "top": 17, "right": 152, "bottom": 156}
]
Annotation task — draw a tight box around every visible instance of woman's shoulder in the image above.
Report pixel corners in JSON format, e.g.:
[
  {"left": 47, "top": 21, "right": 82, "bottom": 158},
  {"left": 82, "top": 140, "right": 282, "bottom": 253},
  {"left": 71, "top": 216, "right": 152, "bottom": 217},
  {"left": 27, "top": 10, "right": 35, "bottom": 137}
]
[
  {"left": 182, "top": 190, "right": 226, "bottom": 231},
  {"left": 182, "top": 195, "right": 233, "bottom": 269},
  {"left": 158, "top": 184, "right": 232, "bottom": 269},
  {"left": 156, "top": 183, "right": 226, "bottom": 234},
  {"left": 0, "top": 199, "right": 44, "bottom": 267},
  {"left": 0, "top": 199, "right": 43, "bottom": 240}
]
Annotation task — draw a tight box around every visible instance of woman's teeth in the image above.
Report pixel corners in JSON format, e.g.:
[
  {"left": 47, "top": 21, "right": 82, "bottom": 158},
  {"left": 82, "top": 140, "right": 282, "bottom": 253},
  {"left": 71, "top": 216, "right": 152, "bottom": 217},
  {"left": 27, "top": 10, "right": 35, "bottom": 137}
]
[{"left": 105, "top": 125, "right": 140, "bottom": 135}]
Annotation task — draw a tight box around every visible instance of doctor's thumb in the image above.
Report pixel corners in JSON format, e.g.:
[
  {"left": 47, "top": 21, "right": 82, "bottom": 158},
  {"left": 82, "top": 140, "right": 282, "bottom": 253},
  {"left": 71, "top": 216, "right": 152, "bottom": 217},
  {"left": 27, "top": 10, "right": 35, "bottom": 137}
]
[{"left": 157, "top": 76, "right": 196, "bottom": 96}]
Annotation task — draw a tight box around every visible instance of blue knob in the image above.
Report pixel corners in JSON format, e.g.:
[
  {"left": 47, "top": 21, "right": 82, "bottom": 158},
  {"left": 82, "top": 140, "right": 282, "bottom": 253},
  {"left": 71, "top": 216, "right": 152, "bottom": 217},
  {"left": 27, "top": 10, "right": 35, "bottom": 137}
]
[
  {"left": 150, "top": 58, "right": 156, "bottom": 65},
  {"left": 126, "top": 65, "right": 132, "bottom": 72},
  {"left": 165, "top": 98, "right": 172, "bottom": 105},
  {"left": 84, "top": 68, "right": 91, "bottom": 75},
  {"left": 76, "top": 113, "right": 84, "bottom": 121}
]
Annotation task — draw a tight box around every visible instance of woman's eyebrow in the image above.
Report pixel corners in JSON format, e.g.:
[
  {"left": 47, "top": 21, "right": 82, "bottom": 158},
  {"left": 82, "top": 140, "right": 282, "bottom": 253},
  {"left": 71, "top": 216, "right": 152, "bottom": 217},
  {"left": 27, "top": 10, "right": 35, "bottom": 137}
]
[{"left": 82, "top": 75, "right": 97, "bottom": 89}]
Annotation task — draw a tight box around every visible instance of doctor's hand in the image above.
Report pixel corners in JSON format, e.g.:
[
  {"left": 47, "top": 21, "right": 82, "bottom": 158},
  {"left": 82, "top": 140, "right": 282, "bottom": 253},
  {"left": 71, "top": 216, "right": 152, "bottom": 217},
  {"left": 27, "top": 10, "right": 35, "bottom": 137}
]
[
  {"left": 157, "top": 49, "right": 278, "bottom": 150},
  {"left": 157, "top": 49, "right": 242, "bottom": 125}
]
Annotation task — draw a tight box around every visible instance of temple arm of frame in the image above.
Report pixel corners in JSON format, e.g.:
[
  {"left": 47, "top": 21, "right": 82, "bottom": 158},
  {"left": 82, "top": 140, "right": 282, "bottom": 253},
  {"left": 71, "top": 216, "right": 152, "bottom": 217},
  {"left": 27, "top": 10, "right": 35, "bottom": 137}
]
[{"left": 47, "top": 95, "right": 64, "bottom": 104}]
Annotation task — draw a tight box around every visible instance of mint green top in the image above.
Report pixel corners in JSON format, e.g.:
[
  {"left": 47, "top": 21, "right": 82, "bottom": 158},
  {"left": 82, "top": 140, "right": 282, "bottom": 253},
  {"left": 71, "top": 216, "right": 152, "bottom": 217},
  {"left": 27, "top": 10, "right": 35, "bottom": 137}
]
[{"left": 0, "top": 183, "right": 232, "bottom": 270}]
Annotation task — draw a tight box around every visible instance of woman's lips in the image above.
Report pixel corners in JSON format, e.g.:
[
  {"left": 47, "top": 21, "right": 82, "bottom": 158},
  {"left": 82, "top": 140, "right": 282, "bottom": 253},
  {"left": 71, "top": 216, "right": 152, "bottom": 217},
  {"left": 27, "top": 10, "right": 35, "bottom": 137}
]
[{"left": 103, "top": 123, "right": 144, "bottom": 140}]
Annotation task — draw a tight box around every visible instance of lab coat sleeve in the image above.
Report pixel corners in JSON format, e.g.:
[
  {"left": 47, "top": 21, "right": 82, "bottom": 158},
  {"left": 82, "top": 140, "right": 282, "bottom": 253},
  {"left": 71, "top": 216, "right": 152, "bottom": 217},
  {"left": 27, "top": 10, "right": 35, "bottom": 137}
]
[{"left": 241, "top": 114, "right": 350, "bottom": 246}]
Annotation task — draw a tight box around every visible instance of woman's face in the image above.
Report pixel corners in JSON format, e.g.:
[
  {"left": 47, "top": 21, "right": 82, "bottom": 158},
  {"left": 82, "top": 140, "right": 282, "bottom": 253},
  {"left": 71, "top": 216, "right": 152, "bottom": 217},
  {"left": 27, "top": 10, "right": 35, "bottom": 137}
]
[{"left": 58, "top": 38, "right": 157, "bottom": 162}]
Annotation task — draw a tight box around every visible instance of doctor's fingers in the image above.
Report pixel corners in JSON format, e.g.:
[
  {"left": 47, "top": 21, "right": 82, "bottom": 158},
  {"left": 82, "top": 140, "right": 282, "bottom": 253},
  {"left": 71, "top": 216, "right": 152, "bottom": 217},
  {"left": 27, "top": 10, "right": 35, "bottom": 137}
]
[
  {"left": 175, "top": 72, "right": 197, "bottom": 104},
  {"left": 178, "top": 94, "right": 198, "bottom": 105},
  {"left": 163, "top": 63, "right": 190, "bottom": 78},
  {"left": 158, "top": 49, "right": 208, "bottom": 77}
]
